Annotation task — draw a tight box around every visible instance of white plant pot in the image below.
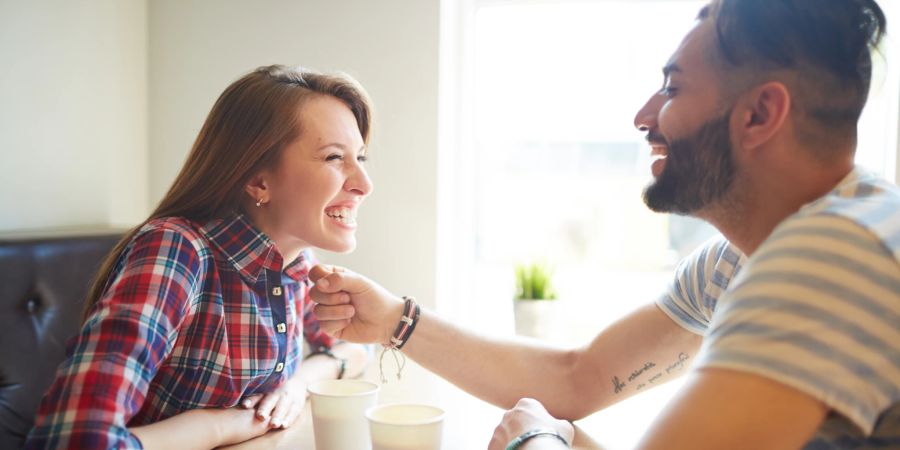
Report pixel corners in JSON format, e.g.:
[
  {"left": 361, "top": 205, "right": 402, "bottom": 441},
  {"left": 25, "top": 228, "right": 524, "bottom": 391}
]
[{"left": 513, "top": 299, "right": 559, "bottom": 339}]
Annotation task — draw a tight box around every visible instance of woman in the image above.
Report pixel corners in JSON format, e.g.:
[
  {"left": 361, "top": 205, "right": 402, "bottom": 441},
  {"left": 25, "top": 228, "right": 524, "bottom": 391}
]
[{"left": 26, "top": 65, "right": 372, "bottom": 449}]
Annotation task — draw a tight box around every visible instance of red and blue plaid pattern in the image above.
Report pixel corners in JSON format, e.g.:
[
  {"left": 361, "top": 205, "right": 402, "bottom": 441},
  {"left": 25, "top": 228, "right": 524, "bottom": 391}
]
[{"left": 25, "top": 214, "right": 333, "bottom": 449}]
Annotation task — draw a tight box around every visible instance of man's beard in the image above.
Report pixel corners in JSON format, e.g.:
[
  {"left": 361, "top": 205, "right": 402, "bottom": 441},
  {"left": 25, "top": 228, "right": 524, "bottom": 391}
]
[{"left": 643, "top": 112, "right": 737, "bottom": 215}]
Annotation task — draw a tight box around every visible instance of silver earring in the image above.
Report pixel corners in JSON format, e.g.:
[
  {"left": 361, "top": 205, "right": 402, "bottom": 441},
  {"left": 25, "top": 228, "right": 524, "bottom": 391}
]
[{"left": 255, "top": 199, "right": 263, "bottom": 207}]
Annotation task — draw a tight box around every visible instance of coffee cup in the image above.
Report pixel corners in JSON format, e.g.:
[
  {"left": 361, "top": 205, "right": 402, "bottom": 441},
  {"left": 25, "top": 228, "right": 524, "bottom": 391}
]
[
  {"left": 308, "top": 379, "right": 380, "bottom": 450},
  {"left": 366, "top": 403, "right": 445, "bottom": 450}
]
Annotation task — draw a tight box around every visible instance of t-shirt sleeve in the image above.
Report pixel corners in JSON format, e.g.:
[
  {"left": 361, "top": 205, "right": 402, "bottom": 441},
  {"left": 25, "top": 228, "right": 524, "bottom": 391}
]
[
  {"left": 696, "top": 214, "right": 900, "bottom": 435},
  {"left": 657, "top": 236, "right": 735, "bottom": 335}
]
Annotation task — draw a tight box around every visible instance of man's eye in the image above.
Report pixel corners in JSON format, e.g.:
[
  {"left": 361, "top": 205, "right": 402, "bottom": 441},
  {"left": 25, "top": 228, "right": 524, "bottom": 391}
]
[{"left": 660, "top": 86, "right": 678, "bottom": 97}]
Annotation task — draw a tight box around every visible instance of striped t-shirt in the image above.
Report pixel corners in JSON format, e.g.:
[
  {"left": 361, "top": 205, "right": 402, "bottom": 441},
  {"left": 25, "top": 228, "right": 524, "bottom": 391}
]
[{"left": 657, "top": 167, "right": 900, "bottom": 448}]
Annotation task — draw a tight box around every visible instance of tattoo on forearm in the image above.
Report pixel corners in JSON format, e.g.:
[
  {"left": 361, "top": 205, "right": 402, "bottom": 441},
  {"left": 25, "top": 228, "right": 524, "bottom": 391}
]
[
  {"left": 612, "top": 376, "right": 626, "bottom": 393},
  {"left": 628, "top": 362, "right": 656, "bottom": 382},
  {"left": 610, "top": 352, "right": 691, "bottom": 394},
  {"left": 665, "top": 352, "right": 690, "bottom": 375}
]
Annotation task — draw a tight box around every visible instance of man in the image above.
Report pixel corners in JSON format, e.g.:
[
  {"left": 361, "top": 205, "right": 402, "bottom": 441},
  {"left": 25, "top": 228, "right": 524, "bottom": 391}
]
[{"left": 310, "top": 0, "right": 899, "bottom": 448}]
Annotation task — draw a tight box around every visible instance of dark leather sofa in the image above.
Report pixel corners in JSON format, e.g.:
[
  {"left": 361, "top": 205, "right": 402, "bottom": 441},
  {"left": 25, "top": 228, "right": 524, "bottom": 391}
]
[{"left": 0, "top": 230, "right": 122, "bottom": 449}]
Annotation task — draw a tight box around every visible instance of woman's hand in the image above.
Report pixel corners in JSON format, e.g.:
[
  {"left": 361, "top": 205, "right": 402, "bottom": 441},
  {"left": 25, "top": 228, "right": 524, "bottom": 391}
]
[
  {"left": 308, "top": 265, "right": 405, "bottom": 345},
  {"left": 240, "top": 377, "right": 308, "bottom": 429},
  {"left": 210, "top": 406, "right": 275, "bottom": 446},
  {"left": 488, "top": 398, "right": 575, "bottom": 450}
]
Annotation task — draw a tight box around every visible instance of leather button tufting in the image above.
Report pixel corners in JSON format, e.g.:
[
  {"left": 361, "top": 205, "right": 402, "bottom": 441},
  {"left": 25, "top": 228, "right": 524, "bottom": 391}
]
[{"left": 25, "top": 297, "right": 39, "bottom": 314}]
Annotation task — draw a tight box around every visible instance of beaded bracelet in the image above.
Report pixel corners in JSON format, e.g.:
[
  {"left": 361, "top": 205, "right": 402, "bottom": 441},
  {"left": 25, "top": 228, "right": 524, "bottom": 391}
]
[{"left": 505, "top": 428, "right": 570, "bottom": 450}]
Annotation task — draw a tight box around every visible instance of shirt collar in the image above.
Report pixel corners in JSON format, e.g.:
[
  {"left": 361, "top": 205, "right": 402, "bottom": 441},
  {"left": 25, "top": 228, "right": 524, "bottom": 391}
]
[{"left": 199, "top": 214, "right": 311, "bottom": 285}]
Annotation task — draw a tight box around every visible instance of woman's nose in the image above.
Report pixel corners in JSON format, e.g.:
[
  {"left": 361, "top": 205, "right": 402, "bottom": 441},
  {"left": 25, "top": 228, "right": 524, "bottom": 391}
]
[{"left": 345, "top": 163, "right": 373, "bottom": 197}]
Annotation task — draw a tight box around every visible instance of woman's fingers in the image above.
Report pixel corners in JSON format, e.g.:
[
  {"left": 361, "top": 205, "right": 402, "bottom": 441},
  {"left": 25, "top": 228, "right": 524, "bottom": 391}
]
[
  {"left": 240, "top": 394, "right": 263, "bottom": 409},
  {"left": 280, "top": 400, "right": 305, "bottom": 429},
  {"left": 255, "top": 392, "right": 281, "bottom": 420},
  {"left": 269, "top": 396, "right": 293, "bottom": 428}
]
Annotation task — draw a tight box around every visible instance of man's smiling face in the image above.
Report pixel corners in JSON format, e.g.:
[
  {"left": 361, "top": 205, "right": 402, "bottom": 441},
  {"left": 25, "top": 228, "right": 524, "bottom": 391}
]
[{"left": 633, "top": 15, "right": 739, "bottom": 215}]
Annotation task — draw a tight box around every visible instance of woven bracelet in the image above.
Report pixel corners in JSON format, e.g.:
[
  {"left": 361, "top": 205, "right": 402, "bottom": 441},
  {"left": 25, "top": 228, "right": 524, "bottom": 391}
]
[
  {"left": 505, "top": 428, "right": 570, "bottom": 450},
  {"left": 388, "top": 296, "right": 419, "bottom": 349}
]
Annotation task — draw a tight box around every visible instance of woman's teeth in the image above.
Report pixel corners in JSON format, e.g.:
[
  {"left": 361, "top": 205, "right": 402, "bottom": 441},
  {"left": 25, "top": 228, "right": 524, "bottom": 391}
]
[{"left": 326, "top": 208, "right": 355, "bottom": 224}]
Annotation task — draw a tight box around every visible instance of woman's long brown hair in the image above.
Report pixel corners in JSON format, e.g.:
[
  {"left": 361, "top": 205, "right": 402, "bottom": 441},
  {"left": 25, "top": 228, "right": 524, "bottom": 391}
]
[{"left": 83, "top": 65, "right": 373, "bottom": 321}]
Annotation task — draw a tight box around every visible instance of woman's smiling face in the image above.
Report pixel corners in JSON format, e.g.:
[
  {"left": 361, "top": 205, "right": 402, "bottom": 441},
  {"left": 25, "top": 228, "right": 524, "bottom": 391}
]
[{"left": 256, "top": 94, "right": 373, "bottom": 256}]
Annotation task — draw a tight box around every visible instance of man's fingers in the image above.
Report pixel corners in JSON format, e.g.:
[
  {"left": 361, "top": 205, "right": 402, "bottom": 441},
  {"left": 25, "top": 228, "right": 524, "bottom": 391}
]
[
  {"left": 308, "top": 264, "right": 334, "bottom": 283},
  {"left": 318, "top": 319, "right": 351, "bottom": 336},
  {"left": 314, "top": 303, "right": 356, "bottom": 320},
  {"left": 310, "top": 267, "right": 367, "bottom": 295},
  {"left": 310, "top": 289, "right": 351, "bottom": 306}
]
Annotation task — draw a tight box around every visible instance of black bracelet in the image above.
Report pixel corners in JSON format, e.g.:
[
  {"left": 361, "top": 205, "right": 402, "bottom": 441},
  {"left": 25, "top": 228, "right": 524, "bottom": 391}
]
[
  {"left": 306, "top": 348, "right": 347, "bottom": 379},
  {"left": 505, "top": 428, "right": 570, "bottom": 450},
  {"left": 395, "top": 302, "right": 420, "bottom": 350}
]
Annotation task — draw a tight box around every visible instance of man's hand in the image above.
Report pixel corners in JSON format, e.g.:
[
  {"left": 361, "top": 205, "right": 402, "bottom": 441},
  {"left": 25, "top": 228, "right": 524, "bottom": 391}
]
[
  {"left": 308, "top": 265, "right": 405, "bottom": 345},
  {"left": 489, "top": 398, "right": 574, "bottom": 450}
]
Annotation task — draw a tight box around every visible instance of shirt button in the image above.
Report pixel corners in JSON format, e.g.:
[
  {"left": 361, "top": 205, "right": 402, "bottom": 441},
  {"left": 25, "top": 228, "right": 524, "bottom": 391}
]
[
  {"left": 272, "top": 286, "right": 283, "bottom": 296},
  {"left": 276, "top": 323, "right": 286, "bottom": 333},
  {"left": 275, "top": 362, "right": 284, "bottom": 373}
]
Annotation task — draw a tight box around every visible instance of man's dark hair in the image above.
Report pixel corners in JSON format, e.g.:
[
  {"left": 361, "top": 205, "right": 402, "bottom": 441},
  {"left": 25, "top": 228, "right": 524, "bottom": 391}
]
[{"left": 703, "top": 0, "right": 886, "bottom": 142}]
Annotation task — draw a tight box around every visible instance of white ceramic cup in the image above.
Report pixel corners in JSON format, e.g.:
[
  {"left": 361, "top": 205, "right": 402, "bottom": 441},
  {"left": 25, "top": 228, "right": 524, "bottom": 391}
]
[
  {"left": 308, "top": 379, "right": 380, "bottom": 450},
  {"left": 366, "top": 403, "right": 445, "bottom": 450}
]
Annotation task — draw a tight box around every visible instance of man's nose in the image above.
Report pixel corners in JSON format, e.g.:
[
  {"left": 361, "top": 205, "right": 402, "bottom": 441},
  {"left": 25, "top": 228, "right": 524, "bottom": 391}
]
[{"left": 634, "top": 93, "right": 665, "bottom": 132}]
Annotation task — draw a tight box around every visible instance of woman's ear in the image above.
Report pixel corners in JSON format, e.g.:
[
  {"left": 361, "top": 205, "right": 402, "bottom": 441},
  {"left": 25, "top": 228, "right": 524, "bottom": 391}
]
[
  {"left": 733, "top": 81, "right": 791, "bottom": 151},
  {"left": 243, "top": 172, "right": 270, "bottom": 206}
]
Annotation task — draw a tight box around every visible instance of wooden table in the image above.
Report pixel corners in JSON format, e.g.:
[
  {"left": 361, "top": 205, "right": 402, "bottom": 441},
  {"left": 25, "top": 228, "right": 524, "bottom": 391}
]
[{"left": 222, "top": 360, "right": 606, "bottom": 450}]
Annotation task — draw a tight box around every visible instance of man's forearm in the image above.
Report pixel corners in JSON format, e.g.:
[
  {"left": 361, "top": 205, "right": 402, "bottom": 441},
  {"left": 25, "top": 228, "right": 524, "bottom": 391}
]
[
  {"left": 401, "top": 310, "right": 580, "bottom": 412},
  {"left": 402, "top": 304, "right": 702, "bottom": 420}
]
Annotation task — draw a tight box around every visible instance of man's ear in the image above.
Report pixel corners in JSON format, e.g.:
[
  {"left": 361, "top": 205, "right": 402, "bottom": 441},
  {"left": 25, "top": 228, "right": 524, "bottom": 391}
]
[
  {"left": 732, "top": 81, "right": 791, "bottom": 151},
  {"left": 244, "top": 172, "right": 270, "bottom": 205}
]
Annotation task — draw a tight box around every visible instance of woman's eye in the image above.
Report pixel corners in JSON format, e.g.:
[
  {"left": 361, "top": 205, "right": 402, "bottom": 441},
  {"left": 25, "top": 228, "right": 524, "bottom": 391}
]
[
  {"left": 326, "top": 154, "right": 343, "bottom": 162},
  {"left": 357, "top": 155, "right": 368, "bottom": 163}
]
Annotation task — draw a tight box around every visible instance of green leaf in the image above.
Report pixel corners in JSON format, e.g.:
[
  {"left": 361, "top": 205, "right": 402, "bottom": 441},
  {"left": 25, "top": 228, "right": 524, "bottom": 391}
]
[{"left": 514, "top": 260, "right": 557, "bottom": 300}]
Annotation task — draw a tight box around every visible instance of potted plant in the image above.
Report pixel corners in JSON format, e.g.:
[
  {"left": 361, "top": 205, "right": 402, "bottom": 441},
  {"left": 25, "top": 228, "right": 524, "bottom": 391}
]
[{"left": 513, "top": 261, "right": 559, "bottom": 339}]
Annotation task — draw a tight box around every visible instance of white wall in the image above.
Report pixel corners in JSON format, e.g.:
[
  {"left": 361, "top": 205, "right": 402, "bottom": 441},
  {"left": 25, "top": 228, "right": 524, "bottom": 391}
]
[
  {"left": 148, "top": 0, "right": 441, "bottom": 305},
  {"left": 0, "top": 0, "right": 148, "bottom": 230},
  {"left": 0, "top": 0, "right": 439, "bottom": 307}
]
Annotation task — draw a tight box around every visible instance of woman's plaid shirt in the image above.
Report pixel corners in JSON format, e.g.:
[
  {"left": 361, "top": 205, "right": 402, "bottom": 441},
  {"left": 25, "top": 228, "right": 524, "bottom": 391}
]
[{"left": 26, "top": 214, "right": 334, "bottom": 449}]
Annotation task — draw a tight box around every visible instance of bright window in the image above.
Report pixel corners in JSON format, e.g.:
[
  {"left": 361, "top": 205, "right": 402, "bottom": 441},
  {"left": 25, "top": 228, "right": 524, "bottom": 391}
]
[{"left": 437, "top": 1, "right": 900, "bottom": 449}]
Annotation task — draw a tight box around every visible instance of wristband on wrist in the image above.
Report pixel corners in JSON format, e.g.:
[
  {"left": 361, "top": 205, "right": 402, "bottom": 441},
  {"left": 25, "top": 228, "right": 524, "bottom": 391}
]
[
  {"left": 378, "top": 296, "right": 420, "bottom": 383},
  {"left": 505, "top": 428, "right": 570, "bottom": 450},
  {"left": 306, "top": 347, "right": 347, "bottom": 379},
  {"left": 387, "top": 296, "right": 420, "bottom": 350}
]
